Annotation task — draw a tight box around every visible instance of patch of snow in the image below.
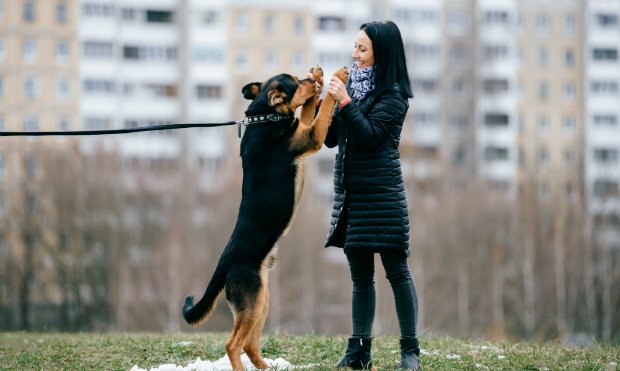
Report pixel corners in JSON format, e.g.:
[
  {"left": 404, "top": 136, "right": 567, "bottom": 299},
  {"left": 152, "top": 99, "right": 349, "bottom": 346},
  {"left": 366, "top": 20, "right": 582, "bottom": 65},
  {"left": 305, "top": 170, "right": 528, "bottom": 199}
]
[
  {"left": 420, "top": 349, "right": 442, "bottom": 356},
  {"left": 177, "top": 342, "right": 194, "bottom": 347},
  {"left": 446, "top": 354, "right": 461, "bottom": 360},
  {"left": 610, "top": 362, "right": 617, "bottom": 366},
  {"left": 130, "top": 353, "right": 315, "bottom": 371},
  {"left": 497, "top": 355, "right": 506, "bottom": 359},
  {"left": 37, "top": 339, "right": 43, "bottom": 343},
  {"left": 23, "top": 339, "right": 29, "bottom": 344}
]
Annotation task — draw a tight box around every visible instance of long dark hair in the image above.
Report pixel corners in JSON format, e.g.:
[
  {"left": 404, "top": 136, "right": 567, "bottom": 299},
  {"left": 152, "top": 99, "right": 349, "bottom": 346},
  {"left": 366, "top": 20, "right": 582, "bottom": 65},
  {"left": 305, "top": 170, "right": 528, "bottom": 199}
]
[{"left": 360, "top": 20, "right": 413, "bottom": 99}]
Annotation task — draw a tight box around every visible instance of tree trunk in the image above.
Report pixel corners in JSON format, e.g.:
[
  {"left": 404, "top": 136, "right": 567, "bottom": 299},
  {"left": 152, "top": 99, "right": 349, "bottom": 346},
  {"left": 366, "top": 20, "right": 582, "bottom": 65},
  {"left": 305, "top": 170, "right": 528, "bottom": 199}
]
[
  {"left": 457, "top": 266, "right": 469, "bottom": 336},
  {"left": 554, "top": 214, "right": 567, "bottom": 339},
  {"left": 582, "top": 218, "right": 598, "bottom": 335},
  {"left": 523, "top": 235, "right": 536, "bottom": 339},
  {"left": 492, "top": 263, "right": 505, "bottom": 339}
]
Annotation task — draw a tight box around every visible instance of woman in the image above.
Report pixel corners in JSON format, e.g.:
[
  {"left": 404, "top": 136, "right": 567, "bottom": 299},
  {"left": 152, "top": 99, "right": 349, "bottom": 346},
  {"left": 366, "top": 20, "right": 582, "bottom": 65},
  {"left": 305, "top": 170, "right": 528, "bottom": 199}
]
[{"left": 313, "top": 20, "right": 419, "bottom": 371}]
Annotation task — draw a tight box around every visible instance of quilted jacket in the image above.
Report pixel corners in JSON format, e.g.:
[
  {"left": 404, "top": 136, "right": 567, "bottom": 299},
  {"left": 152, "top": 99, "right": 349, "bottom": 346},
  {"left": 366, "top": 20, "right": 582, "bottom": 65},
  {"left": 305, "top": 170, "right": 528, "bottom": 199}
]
[{"left": 323, "top": 81, "right": 411, "bottom": 255}]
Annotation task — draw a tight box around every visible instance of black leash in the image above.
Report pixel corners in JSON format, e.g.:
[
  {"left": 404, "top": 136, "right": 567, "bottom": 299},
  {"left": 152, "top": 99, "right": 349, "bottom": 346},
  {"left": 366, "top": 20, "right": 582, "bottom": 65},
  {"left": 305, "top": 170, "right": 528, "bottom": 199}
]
[{"left": 0, "top": 114, "right": 287, "bottom": 138}]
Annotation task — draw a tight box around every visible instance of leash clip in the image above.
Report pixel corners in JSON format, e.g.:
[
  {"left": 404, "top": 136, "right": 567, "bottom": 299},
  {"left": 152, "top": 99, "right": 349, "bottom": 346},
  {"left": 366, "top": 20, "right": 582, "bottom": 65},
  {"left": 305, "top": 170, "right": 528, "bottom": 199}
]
[{"left": 236, "top": 116, "right": 246, "bottom": 138}]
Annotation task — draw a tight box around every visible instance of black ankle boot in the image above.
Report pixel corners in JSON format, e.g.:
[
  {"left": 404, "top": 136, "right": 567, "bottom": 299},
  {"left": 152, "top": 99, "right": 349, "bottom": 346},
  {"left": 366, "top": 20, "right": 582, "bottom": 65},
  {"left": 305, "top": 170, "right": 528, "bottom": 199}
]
[
  {"left": 397, "top": 338, "right": 420, "bottom": 371},
  {"left": 334, "top": 337, "right": 373, "bottom": 369}
]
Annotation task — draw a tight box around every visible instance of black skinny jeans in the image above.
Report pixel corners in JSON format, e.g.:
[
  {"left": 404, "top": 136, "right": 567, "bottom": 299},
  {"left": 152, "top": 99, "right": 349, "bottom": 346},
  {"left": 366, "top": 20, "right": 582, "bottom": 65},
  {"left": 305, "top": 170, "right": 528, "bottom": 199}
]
[{"left": 344, "top": 248, "right": 418, "bottom": 340}]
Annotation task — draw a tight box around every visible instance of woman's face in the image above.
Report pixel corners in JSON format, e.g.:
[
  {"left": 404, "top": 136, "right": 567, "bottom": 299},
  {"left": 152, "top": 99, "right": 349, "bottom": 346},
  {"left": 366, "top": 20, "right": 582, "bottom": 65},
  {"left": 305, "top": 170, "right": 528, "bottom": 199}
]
[{"left": 352, "top": 30, "right": 374, "bottom": 70}]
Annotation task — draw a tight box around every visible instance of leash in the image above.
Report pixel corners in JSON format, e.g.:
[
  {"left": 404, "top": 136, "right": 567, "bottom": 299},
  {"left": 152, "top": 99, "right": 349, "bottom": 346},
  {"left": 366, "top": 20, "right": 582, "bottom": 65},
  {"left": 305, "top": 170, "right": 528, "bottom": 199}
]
[{"left": 0, "top": 114, "right": 287, "bottom": 139}]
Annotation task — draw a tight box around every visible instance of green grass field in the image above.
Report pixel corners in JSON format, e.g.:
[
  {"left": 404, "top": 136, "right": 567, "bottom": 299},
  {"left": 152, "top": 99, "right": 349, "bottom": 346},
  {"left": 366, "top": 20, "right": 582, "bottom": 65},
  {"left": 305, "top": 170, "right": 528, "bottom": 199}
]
[{"left": 0, "top": 332, "right": 618, "bottom": 370}]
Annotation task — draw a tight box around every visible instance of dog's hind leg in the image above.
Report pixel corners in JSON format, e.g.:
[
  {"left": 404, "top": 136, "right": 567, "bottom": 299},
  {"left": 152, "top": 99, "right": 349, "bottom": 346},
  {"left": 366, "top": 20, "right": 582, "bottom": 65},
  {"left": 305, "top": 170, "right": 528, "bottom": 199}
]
[
  {"left": 225, "top": 268, "right": 267, "bottom": 371},
  {"left": 243, "top": 286, "right": 270, "bottom": 369}
]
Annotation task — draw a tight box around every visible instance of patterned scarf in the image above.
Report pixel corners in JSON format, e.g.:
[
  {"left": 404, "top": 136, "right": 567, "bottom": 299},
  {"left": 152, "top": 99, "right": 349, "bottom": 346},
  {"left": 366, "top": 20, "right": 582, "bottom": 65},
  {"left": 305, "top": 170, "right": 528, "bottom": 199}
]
[{"left": 350, "top": 61, "right": 375, "bottom": 100}]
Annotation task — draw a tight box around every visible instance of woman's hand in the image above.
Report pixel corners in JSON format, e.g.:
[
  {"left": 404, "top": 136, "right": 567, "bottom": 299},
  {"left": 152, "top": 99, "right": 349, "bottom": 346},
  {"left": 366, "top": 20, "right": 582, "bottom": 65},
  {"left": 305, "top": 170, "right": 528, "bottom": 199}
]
[{"left": 327, "top": 76, "right": 350, "bottom": 103}]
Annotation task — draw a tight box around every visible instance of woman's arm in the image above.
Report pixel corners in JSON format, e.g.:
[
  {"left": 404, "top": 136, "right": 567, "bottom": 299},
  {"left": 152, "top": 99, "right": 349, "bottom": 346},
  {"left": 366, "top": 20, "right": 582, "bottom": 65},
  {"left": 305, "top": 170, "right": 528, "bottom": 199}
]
[{"left": 339, "top": 91, "right": 408, "bottom": 151}]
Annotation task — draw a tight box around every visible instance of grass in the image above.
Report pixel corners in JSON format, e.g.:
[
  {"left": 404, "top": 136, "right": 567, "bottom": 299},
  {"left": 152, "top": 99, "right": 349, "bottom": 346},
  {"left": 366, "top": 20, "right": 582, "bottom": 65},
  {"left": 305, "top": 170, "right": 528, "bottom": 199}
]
[{"left": 0, "top": 332, "right": 618, "bottom": 370}]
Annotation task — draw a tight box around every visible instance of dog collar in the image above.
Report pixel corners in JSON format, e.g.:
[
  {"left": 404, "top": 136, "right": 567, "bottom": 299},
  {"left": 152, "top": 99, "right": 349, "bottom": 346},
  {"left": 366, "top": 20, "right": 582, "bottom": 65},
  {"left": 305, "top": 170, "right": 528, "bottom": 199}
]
[{"left": 238, "top": 113, "right": 291, "bottom": 137}]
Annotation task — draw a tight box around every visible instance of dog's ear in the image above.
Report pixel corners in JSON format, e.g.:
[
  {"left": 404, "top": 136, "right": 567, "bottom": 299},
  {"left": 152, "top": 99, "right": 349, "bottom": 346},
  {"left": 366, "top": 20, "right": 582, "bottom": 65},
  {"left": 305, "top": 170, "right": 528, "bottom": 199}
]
[
  {"left": 267, "top": 88, "right": 285, "bottom": 107},
  {"left": 242, "top": 82, "right": 262, "bottom": 100}
]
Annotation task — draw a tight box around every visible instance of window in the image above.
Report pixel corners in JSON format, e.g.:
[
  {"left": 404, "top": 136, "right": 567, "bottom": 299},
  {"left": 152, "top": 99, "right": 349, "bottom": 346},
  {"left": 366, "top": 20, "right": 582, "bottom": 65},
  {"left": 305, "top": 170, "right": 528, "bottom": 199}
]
[
  {"left": 57, "top": 116, "right": 70, "bottom": 131},
  {"left": 566, "top": 184, "right": 575, "bottom": 201},
  {"left": 593, "top": 48, "right": 618, "bottom": 61},
  {"left": 146, "top": 10, "right": 173, "bottom": 23},
  {"left": 484, "top": 79, "right": 509, "bottom": 94},
  {"left": 294, "top": 16, "right": 304, "bottom": 35},
  {"left": 123, "top": 82, "right": 135, "bottom": 96},
  {"left": 0, "top": 116, "right": 4, "bottom": 131},
  {"left": 236, "top": 13, "right": 248, "bottom": 33},
  {"left": 594, "top": 114, "right": 617, "bottom": 127},
  {"left": 0, "top": 38, "right": 4, "bottom": 60},
  {"left": 83, "top": 42, "right": 113, "bottom": 58},
  {"left": 0, "top": 194, "right": 5, "bottom": 215},
  {"left": 0, "top": 156, "right": 5, "bottom": 177},
  {"left": 414, "top": 44, "right": 440, "bottom": 60},
  {"left": 484, "top": 45, "right": 508, "bottom": 62},
  {"left": 197, "top": 85, "right": 222, "bottom": 99},
  {"left": 0, "top": 77, "right": 4, "bottom": 97},
  {"left": 539, "top": 147, "right": 548, "bottom": 165},
  {"left": 565, "top": 150, "right": 574, "bottom": 167},
  {"left": 24, "top": 77, "right": 37, "bottom": 98},
  {"left": 451, "top": 46, "right": 466, "bottom": 65},
  {"left": 318, "top": 52, "right": 342, "bottom": 66},
  {"left": 448, "top": 10, "right": 468, "bottom": 35},
  {"left": 484, "top": 147, "right": 509, "bottom": 161},
  {"left": 193, "top": 47, "right": 223, "bottom": 63},
  {"left": 265, "top": 14, "right": 276, "bottom": 34},
  {"left": 0, "top": 1, "right": 3, "bottom": 20},
  {"left": 23, "top": 39, "right": 37, "bottom": 61},
  {"left": 413, "top": 112, "right": 438, "bottom": 126},
  {"left": 450, "top": 116, "right": 467, "bottom": 132},
  {"left": 565, "top": 49, "right": 574, "bottom": 67},
  {"left": 564, "top": 82, "right": 574, "bottom": 102},
  {"left": 56, "top": 78, "right": 70, "bottom": 100},
  {"left": 413, "top": 79, "right": 437, "bottom": 95},
  {"left": 596, "top": 13, "right": 618, "bottom": 27},
  {"left": 539, "top": 47, "right": 548, "bottom": 66},
  {"left": 452, "top": 148, "right": 465, "bottom": 165},
  {"left": 539, "top": 82, "right": 549, "bottom": 100},
  {"left": 484, "top": 11, "right": 508, "bottom": 25},
  {"left": 591, "top": 81, "right": 618, "bottom": 95},
  {"left": 23, "top": 2, "right": 35, "bottom": 21},
  {"left": 538, "top": 116, "right": 549, "bottom": 134},
  {"left": 237, "top": 50, "right": 248, "bottom": 69},
  {"left": 540, "top": 183, "right": 549, "bottom": 199},
  {"left": 144, "top": 84, "right": 176, "bottom": 98},
  {"left": 56, "top": 3, "right": 67, "bottom": 23},
  {"left": 593, "top": 180, "right": 619, "bottom": 199},
  {"left": 318, "top": 16, "right": 345, "bottom": 31},
  {"left": 122, "top": 45, "right": 177, "bottom": 61},
  {"left": 82, "top": 3, "right": 114, "bottom": 18},
  {"left": 451, "top": 79, "right": 465, "bottom": 97},
  {"left": 564, "top": 15, "right": 575, "bottom": 35},
  {"left": 83, "top": 79, "right": 114, "bottom": 95},
  {"left": 56, "top": 41, "right": 69, "bottom": 62},
  {"left": 24, "top": 116, "right": 38, "bottom": 132},
  {"left": 517, "top": 47, "right": 524, "bottom": 65},
  {"left": 594, "top": 148, "right": 619, "bottom": 163},
  {"left": 265, "top": 51, "right": 277, "bottom": 69},
  {"left": 198, "top": 10, "right": 218, "bottom": 26},
  {"left": 563, "top": 116, "right": 575, "bottom": 135},
  {"left": 485, "top": 113, "right": 509, "bottom": 127},
  {"left": 84, "top": 117, "right": 111, "bottom": 130},
  {"left": 537, "top": 14, "right": 549, "bottom": 35},
  {"left": 121, "top": 8, "right": 136, "bottom": 20}
]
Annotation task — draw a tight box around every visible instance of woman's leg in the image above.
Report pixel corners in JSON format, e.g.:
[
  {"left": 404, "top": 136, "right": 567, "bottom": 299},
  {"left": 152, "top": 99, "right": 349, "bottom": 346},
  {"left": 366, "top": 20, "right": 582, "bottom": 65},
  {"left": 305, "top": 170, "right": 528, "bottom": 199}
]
[
  {"left": 379, "top": 250, "right": 418, "bottom": 339},
  {"left": 344, "top": 248, "right": 376, "bottom": 339}
]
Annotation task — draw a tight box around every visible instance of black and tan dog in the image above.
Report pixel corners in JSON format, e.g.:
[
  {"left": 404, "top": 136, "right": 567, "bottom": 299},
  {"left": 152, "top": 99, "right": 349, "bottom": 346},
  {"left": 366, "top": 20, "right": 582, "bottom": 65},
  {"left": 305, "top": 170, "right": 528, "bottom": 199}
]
[{"left": 182, "top": 66, "right": 348, "bottom": 370}]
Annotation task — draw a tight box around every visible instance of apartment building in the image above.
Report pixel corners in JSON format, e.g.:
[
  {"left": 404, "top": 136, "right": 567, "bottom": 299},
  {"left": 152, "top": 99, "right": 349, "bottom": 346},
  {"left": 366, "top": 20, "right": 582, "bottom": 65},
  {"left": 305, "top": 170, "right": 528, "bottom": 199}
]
[
  {"left": 0, "top": 0, "right": 80, "bottom": 330},
  {"left": 77, "top": 0, "right": 230, "bottom": 183},
  {"left": 584, "top": 0, "right": 620, "bottom": 246},
  {"left": 516, "top": 0, "right": 584, "bottom": 208}
]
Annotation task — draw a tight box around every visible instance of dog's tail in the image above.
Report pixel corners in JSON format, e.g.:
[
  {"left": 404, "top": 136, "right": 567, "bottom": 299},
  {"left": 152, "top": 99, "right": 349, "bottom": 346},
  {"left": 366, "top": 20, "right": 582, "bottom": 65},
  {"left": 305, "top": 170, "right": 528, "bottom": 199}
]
[{"left": 182, "top": 269, "right": 226, "bottom": 328}]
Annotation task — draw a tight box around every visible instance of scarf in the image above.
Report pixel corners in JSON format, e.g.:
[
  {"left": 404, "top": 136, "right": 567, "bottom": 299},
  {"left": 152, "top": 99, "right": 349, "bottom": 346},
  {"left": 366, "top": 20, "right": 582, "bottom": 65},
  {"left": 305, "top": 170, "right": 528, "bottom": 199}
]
[{"left": 350, "top": 61, "right": 375, "bottom": 100}]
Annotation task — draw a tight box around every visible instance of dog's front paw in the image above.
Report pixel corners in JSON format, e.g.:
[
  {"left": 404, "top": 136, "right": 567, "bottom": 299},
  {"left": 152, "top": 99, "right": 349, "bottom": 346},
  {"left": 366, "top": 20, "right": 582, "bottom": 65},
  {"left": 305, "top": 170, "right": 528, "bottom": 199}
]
[
  {"left": 334, "top": 67, "right": 349, "bottom": 84},
  {"left": 310, "top": 66, "right": 324, "bottom": 94}
]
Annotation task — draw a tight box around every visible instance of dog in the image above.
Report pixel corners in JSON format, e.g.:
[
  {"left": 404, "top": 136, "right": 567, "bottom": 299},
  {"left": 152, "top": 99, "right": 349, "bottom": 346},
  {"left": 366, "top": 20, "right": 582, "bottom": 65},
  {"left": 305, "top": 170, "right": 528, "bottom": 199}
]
[{"left": 182, "top": 66, "right": 349, "bottom": 370}]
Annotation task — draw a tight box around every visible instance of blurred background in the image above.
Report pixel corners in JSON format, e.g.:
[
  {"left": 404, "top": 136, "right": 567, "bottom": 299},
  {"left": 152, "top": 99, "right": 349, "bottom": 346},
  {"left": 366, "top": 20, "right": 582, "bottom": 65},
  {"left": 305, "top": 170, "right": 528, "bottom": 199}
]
[{"left": 0, "top": 0, "right": 619, "bottom": 345}]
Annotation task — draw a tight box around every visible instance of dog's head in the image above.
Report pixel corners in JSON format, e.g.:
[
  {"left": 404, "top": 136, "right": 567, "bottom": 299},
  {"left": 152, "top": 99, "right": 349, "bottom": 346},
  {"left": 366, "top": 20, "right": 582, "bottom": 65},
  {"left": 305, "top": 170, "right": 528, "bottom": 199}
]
[{"left": 242, "top": 74, "right": 317, "bottom": 117}]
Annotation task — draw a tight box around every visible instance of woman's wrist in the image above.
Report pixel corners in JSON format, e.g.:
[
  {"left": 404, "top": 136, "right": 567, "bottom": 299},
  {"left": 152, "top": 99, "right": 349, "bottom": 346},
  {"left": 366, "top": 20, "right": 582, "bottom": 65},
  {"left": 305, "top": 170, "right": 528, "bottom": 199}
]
[{"left": 339, "top": 98, "right": 352, "bottom": 109}]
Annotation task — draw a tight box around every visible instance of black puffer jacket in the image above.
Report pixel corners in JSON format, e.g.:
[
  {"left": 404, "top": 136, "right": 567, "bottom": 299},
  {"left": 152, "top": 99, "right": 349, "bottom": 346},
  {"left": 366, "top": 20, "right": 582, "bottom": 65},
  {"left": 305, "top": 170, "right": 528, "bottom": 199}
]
[{"left": 324, "top": 82, "right": 410, "bottom": 255}]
